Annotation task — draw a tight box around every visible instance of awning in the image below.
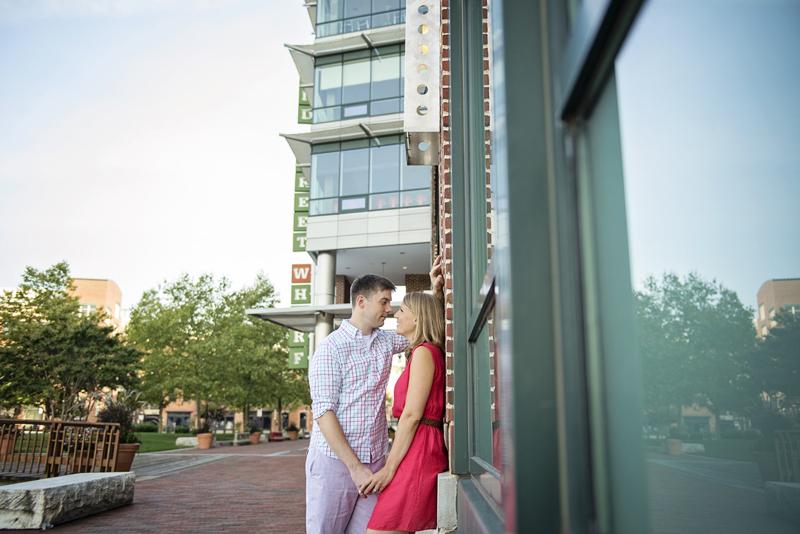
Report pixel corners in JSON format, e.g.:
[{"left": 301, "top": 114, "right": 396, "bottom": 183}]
[
  {"left": 247, "top": 301, "right": 402, "bottom": 333},
  {"left": 281, "top": 119, "right": 404, "bottom": 181},
  {"left": 303, "top": 1, "right": 317, "bottom": 29},
  {"left": 286, "top": 27, "right": 405, "bottom": 58}
]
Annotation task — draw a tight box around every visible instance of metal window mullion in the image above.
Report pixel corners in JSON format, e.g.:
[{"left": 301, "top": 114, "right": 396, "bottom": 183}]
[{"left": 448, "top": 0, "right": 472, "bottom": 475}]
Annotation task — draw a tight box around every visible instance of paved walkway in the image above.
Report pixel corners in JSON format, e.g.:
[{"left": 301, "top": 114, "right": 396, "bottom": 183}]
[
  {"left": 54, "top": 439, "right": 310, "bottom": 534},
  {"left": 646, "top": 452, "right": 797, "bottom": 534}
]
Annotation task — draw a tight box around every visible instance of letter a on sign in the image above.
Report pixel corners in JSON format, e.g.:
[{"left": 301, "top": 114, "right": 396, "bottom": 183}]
[{"left": 291, "top": 264, "right": 312, "bottom": 283}]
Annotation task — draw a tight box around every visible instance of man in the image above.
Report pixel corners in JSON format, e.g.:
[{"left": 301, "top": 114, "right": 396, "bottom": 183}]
[{"left": 306, "top": 257, "right": 444, "bottom": 534}]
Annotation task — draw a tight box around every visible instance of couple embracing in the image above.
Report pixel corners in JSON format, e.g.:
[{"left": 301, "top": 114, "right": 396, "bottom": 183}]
[{"left": 306, "top": 256, "right": 448, "bottom": 534}]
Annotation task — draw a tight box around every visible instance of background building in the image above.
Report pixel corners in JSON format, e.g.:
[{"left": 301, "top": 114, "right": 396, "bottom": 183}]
[
  {"left": 756, "top": 278, "right": 800, "bottom": 337},
  {"left": 69, "top": 278, "right": 123, "bottom": 332}
]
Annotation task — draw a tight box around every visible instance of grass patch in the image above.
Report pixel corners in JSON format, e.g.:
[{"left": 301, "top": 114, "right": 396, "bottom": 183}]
[
  {"left": 643, "top": 438, "right": 758, "bottom": 462},
  {"left": 138, "top": 433, "right": 194, "bottom": 453},
  {"left": 137, "top": 432, "right": 236, "bottom": 453}
]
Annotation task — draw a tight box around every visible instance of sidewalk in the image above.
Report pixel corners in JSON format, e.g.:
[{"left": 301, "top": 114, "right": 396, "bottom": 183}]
[
  {"left": 646, "top": 452, "right": 798, "bottom": 534},
  {"left": 54, "top": 440, "right": 310, "bottom": 533}
]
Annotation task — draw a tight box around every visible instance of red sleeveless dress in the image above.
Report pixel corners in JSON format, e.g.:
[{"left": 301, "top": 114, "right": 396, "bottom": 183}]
[{"left": 367, "top": 342, "right": 448, "bottom": 532}]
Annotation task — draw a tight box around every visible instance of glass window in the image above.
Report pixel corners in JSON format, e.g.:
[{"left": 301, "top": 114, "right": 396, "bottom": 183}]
[
  {"left": 313, "top": 47, "right": 404, "bottom": 124},
  {"left": 371, "top": 54, "right": 402, "bottom": 100},
  {"left": 317, "top": 0, "right": 344, "bottom": 23},
  {"left": 308, "top": 136, "right": 430, "bottom": 216},
  {"left": 615, "top": 1, "right": 800, "bottom": 532},
  {"left": 401, "top": 157, "right": 430, "bottom": 191},
  {"left": 311, "top": 152, "right": 340, "bottom": 200},
  {"left": 370, "top": 144, "right": 400, "bottom": 193},
  {"left": 316, "top": 0, "right": 404, "bottom": 37},
  {"left": 314, "top": 64, "right": 342, "bottom": 108},
  {"left": 342, "top": 58, "right": 371, "bottom": 104},
  {"left": 340, "top": 148, "right": 369, "bottom": 196}
]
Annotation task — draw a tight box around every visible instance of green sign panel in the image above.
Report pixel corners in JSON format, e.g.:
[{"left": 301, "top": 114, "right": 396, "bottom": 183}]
[
  {"left": 293, "top": 233, "right": 307, "bottom": 252},
  {"left": 290, "top": 284, "right": 311, "bottom": 305},
  {"left": 295, "top": 171, "right": 309, "bottom": 192},
  {"left": 288, "top": 330, "right": 308, "bottom": 347},
  {"left": 288, "top": 346, "right": 309, "bottom": 369},
  {"left": 298, "top": 87, "right": 312, "bottom": 124},
  {"left": 294, "top": 192, "right": 309, "bottom": 212},
  {"left": 293, "top": 212, "right": 309, "bottom": 232}
]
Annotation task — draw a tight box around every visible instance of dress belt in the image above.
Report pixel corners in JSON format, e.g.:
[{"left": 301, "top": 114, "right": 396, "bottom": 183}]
[{"left": 420, "top": 417, "right": 443, "bottom": 430}]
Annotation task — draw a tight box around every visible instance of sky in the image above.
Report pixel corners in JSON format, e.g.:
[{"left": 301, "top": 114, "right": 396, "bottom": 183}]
[
  {"left": 616, "top": 0, "right": 800, "bottom": 311},
  {"left": 0, "top": 0, "right": 312, "bottom": 313}
]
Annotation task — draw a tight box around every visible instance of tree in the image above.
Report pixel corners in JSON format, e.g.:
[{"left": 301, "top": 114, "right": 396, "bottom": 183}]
[
  {"left": 0, "top": 262, "right": 141, "bottom": 419},
  {"left": 126, "top": 272, "right": 307, "bottom": 431},
  {"left": 748, "top": 311, "right": 800, "bottom": 400},
  {"left": 635, "top": 272, "right": 755, "bottom": 436}
]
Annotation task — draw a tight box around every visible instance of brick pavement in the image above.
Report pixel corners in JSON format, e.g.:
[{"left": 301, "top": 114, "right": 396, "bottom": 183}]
[
  {"left": 54, "top": 441, "right": 310, "bottom": 533},
  {"left": 647, "top": 453, "right": 798, "bottom": 534}
]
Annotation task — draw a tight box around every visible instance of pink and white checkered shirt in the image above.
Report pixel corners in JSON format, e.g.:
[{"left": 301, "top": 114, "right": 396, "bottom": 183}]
[{"left": 310, "top": 319, "right": 408, "bottom": 463}]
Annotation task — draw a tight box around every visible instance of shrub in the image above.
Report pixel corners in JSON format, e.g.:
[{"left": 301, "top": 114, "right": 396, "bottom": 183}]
[
  {"left": 174, "top": 425, "right": 191, "bottom": 434},
  {"left": 135, "top": 423, "right": 158, "bottom": 433},
  {"left": 249, "top": 424, "right": 262, "bottom": 434}
]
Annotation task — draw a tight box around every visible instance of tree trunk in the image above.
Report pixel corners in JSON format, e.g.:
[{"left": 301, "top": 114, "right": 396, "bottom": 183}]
[{"left": 196, "top": 396, "right": 201, "bottom": 430}]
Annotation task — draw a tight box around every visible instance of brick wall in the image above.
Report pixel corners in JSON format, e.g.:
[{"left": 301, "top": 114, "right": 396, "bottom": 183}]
[
  {"left": 405, "top": 274, "right": 431, "bottom": 293},
  {"left": 334, "top": 275, "right": 349, "bottom": 304},
  {"left": 438, "top": 0, "right": 493, "bottom": 471}
]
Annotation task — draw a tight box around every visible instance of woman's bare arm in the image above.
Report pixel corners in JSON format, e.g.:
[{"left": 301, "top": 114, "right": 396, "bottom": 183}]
[{"left": 361, "top": 345, "right": 436, "bottom": 494}]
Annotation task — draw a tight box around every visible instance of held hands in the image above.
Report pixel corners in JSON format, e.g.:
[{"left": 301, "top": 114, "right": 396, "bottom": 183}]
[
  {"left": 350, "top": 463, "right": 375, "bottom": 499},
  {"left": 360, "top": 465, "right": 397, "bottom": 496}
]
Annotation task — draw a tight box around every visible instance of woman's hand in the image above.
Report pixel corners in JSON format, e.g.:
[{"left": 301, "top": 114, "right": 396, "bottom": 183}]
[{"left": 361, "top": 466, "right": 396, "bottom": 495}]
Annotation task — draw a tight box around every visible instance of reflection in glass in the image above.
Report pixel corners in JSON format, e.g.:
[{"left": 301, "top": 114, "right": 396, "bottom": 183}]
[
  {"left": 401, "top": 189, "right": 430, "bottom": 208},
  {"left": 342, "top": 59, "right": 371, "bottom": 104},
  {"left": 371, "top": 54, "right": 401, "bottom": 100},
  {"left": 616, "top": 1, "right": 800, "bottom": 533},
  {"left": 340, "top": 148, "right": 369, "bottom": 196},
  {"left": 343, "top": 104, "right": 369, "bottom": 118},
  {"left": 314, "top": 64, "right": 342, "bottom": 108},
  {"left": 371, "top": 0, "right": 399, "bottom": 13},
  {"left": 341, "top": 197, "right": 367, "bottom": 211},
  {"left": 311, "top": 152, "right": 340, "bottom": 200},
  {"left": 309, "top": 198, "right": 339, "bottom": 216},
  {"left": 371, "top": 144, "right": 400, "bottom": 193},
  {"left": 370, "top": 192, "right": 401, "bottom": 210},
  {"left": 317, "top": 0, "right": 344, "bottom": 22},
  {"left": 401, "top": 158, "right": 430, "bottom": 190}
]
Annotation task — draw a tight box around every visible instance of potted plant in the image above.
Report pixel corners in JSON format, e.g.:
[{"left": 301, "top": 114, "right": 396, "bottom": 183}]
[
  {"left": 196, "top": 423, "right": 214, "bottom": 449},
  {"left": 97, "top": 389, "right": 144, "bottom": 472},
  {"left": 665, "top": 424, "right": 686, "bottom": 456},
  {"left": 249, "top": 424, "right": 262, "bottom": 445},
  {"left": 287, "top": 422, "right": 299, "bottom": 441}
]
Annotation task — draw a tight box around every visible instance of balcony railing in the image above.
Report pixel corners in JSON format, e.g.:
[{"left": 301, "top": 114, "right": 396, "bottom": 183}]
[{"left": 0, "top": 419, "right": 120, "bottom": 479}]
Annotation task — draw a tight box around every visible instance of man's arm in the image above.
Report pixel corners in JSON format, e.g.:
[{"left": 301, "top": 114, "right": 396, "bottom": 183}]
[
  {"left": 314, "top": 411, "right": 374, "bottom": 494},
  {"left": 430, "top": 254, "right": 444, "bottom": 306}
]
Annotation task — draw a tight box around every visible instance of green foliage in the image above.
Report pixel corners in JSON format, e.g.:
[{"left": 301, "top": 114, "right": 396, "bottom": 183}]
[
  {"left": 97, "top": 390, "right": 146, "bottom": 444},
  {"left": 249, "top": 424, "right": 262, "bottom": 434},
  {"left": 747, "top": 311, "right": 800, "bottom": 399},
  {"left": 635, "top": 273, "right": 756, "bottom": 432},
  {"left": 134, "top": 423, "right": 159, "bottom": 433},
  {"left": 126, "top": 272, "right": 310, "bottom": 428},
  {"left": 0, "top": 262, "right": 141, "bottom": 419}
]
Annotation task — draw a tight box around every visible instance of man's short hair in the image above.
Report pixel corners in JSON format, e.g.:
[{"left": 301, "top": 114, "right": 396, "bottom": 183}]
[{"left": 350, "top": 274, "right": 396, "bottom": 306}]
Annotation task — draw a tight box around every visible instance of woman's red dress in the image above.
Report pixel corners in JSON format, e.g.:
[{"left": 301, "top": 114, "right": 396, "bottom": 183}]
[{"left": 367, "top": 342, "right": 448, "bottom": 532}]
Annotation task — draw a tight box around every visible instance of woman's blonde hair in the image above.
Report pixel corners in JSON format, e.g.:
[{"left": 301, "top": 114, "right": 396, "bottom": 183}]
[{"left": 402, "top": 292, "right": 445, "bottom": 358}]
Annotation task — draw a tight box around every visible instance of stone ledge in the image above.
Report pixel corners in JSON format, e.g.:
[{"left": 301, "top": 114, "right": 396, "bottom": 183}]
[
  {"left": 0, "top": 472, "right": 135, "bottom": 530},
  {"left": 437, "top": 471, "right": 458, "bottom": 531},
  {"left": 765, "top": 482, "right": 800, "bottom": 524},
  {"left": 175, "top": 436, "right": 217, "bottom": 447}
]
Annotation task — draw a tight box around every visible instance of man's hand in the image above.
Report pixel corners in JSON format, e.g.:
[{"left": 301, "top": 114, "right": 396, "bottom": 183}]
[
  {"left": 350, "top": 463, "right": 375, "bottom": 498},
  {"left": 430, "top": 254, "right": 444, "bottom": 304},
  {"left": 361, "top": 465, "right": 397, "bottom": 495}
]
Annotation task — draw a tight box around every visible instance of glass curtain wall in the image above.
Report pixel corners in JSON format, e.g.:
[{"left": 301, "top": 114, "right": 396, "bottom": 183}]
[
  {"left": 313, "top": 45, "right": 405, "bottom": 123},
  {"left": 466, "top": 0, "right": 800, "bottom": 532},
  {"left": 310, "top": 135, "right": 430, "bottom": 215},
  {"left": 316, "top": 0, "right": 406, "bottom": 38}
]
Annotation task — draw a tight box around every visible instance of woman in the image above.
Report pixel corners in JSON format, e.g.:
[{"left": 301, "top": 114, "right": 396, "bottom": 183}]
[{"left": 362, "top": 292, "right": 448, "bottom": 534}]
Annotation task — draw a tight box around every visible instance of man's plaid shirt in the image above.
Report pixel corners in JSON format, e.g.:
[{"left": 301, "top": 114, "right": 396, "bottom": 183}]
[{"left": 309, "top": 319, "right": 408, "bottom": 463}]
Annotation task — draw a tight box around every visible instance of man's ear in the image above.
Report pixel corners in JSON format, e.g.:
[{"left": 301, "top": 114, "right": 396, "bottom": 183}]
[{"left": 356, "top": 295, "right": 366, "bottom": 309}]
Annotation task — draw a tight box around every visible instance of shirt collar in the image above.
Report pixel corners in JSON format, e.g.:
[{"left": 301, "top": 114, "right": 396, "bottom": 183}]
[{"left": 341, "top": 319, "right": 379, "bottom": 341}]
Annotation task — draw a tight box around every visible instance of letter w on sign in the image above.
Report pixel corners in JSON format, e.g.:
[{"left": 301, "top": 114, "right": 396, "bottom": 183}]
[{"left": 291, "top": 264, "right": 312, "bottom": 283}]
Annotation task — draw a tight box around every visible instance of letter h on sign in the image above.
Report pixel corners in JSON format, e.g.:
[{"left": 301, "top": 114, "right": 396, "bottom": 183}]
[{"left": 291, "top": 284, "right": 311, "bottom": 305}]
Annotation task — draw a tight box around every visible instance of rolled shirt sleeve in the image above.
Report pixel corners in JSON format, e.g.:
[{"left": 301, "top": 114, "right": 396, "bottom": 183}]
[
  {"left": 310, "top": 341, "right": 341, "bottom": 419},
  {"left": 391, "top": 332, "right": 410, "bottom": 355}
]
